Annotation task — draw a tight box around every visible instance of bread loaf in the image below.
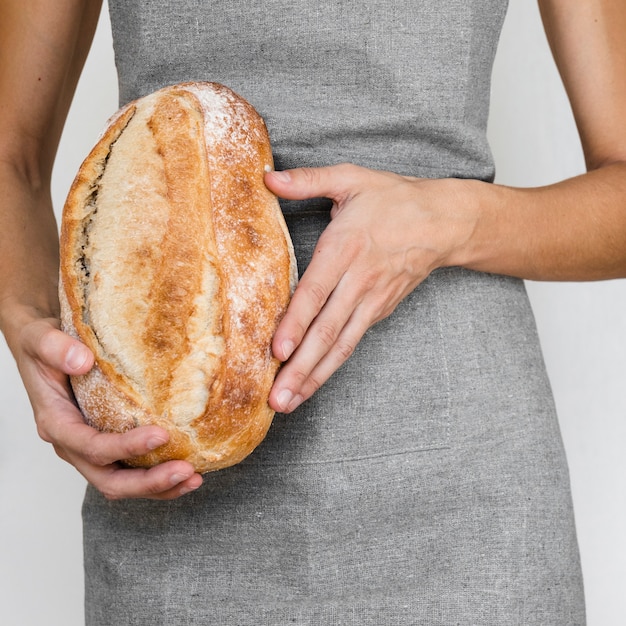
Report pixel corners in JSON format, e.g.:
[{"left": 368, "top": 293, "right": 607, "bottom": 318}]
[{"left": 59, "top": 82, "right": 297, "bottom": 473}]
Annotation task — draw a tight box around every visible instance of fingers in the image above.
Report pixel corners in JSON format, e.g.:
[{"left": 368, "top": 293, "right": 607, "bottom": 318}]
[
  {"left": 19, "top": 318, "right": 202, "bottom": 500},
  {"left": 270, "top": 227, "right": 392, "bottom": 413},
  {"left": 270, "top": 280, "right": 372, "bottom": 413},
  {"left": 265, "top": 163, "right": 358, "bottom": 205},
  {"left": 22, "top": 318, "right": 94, "bottom": 375},
  {"left": 266, "top": 164, "right": 439, "bottom": 412},
  {"left": 44, "top": 380, "right": 203, "bottom": 500},
  {"left": 53, "top": 417, "right": 168, "bottom": 468},
  {"left": 76, "top": 456, "right": 204, "bottom": 502},
  {"left": 272, "top": 228, "right": 348, "bottom": 362},
  {"left": 47, "top": 409, "right": 203, "bottom": 500}
]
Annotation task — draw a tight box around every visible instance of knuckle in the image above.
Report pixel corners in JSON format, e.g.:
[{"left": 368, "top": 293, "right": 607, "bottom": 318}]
[
  {"left": 357, "top": 266, "right": 380, "bottom": 291},
  {"left": 299, "top": 166, "right": 321, "bottom": 188},
  {"left": 335, "top": 162, "right": 359, "bottom": 179},
  {"left": 334, "top": 338, "right": 356, "bottom": 361},
  {"left": 100, "top": 488, "right": 117, "bottom": 501},
  {"left": 337, "top": 228, "right": 374, "bottom": 266},
  {"left": 118, "top": 435, "right": 146, "bottom": 460},
  {"left": 378, "top": 295, "right": 401, "bottom": 321},
  {"left": 314, "top": 321, "right": 338, "bottom": 348},
  {"left": 82, "top": 443, "right": 110, "bottom": 468},
  {"left": 287, "top": 366, "right": 310, "bottom": 388},
  {"left": 292, "top": 167, "right": 321, "bottom": 189},
  {"left": 304, "top": 373, "right": 324, "bottom": 396},
  {"left": 306, "top": 280, "right": 330, "bottom": 309},
  {"left": 340, "top": 236, "right": 363, "bottom": 262},
  {"left": 36, "top": 327, "right": 66, "bottom": 363},
  {"left": 51, "top": 443, "right": 69, "bottom": 462},
  {"left": 101, "top": 488, "right": 123, "bottom": 502},
  {"left": 96, "top": 470, "right": 136, "bottom": 502},
  {"left": 35, "top": 421, "right": 53, "bottom": 444},
  {"left": 365, "top": 292, "right": 395, "bottom": 325}
]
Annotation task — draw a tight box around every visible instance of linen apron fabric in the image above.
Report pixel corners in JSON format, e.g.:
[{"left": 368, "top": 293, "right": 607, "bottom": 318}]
[{"left": 82, "top": 1, "right": 586, "bottom": 623}]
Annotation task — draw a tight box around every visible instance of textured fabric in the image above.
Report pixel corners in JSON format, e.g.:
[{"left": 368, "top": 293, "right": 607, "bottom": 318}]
[
  {"left": 83, "top": 1, "right": 586, "bottom": 623},
  {"left": 108, "top": 0, "right": 503, "bottom": 185}
]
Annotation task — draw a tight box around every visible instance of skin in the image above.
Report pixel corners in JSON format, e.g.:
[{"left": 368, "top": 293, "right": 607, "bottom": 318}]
[{"left": 1, "top": 0, "right": 626, "bottom": 500}]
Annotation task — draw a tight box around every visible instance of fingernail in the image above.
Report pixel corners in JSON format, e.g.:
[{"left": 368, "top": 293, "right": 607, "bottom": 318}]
[
  {"left": 277, "top": 389, "right": 294, "bottom": 411},
  {"left": 281, "top": 339, "right": 295, "bottom": 361},
  {"left": 270, "top": 170, "right": 291, "bottom": 183},
  {"left": 170, "top": 472, "right": 190, "bottom": 486},
  {"left": 147, "top": 436, "right": 167, "bottom": 451},
  {"left": 289, "top": 394, "right": 304, "bottom": 412},
  {"left": 277, "top": 390, "right": 303, "bottom": 412},
  {"left": 66, "top": 345, "right": 89, "bottom": 371},
  {"left": 179, "top": 478, "right": 202, "bottom": 496}
]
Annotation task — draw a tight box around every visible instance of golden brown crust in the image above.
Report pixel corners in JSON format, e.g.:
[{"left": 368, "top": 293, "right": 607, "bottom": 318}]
[{"left": 59, "top": 82, "right": 296, "bottom": 473}]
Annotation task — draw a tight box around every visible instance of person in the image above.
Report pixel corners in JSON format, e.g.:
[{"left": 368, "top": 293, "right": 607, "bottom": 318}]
[{"left": 1, "top": 0, "right": 625, "bottom": 623}]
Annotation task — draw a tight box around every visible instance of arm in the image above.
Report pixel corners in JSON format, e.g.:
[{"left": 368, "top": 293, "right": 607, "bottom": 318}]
[
  {"left": 266, "top": 0, "right": 626, "bottom": 412},
  {"left": 465, "top": 0, "right": 626, "bottom": 281},
  {"left": 0, "top": 0, "right": 202, "bottom": 499},
  {"left": 0, "top": 0, "right": 100, "bottom": 325}
]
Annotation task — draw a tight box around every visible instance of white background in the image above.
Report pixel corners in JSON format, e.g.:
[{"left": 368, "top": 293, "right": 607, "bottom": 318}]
[{"left": 1, "top": 1, "right": 624, "bottom": 624}]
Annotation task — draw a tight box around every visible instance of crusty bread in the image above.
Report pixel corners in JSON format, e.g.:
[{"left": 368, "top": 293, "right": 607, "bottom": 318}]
[{"left": 59, "top": 82, "right": 297, "bottom": 473}]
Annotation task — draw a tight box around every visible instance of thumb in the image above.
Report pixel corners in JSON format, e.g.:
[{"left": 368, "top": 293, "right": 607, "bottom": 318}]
[
  {"left": 265, "top": 163, "right": 358, "bottom": 202},
  {"left": 25, "top": 321, "right": 94, "bottom": 375}
]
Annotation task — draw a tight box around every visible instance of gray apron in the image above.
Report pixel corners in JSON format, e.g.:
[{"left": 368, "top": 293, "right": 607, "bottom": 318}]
[{"left": 82, "top": 1, "right": 585, "bottom": 623}]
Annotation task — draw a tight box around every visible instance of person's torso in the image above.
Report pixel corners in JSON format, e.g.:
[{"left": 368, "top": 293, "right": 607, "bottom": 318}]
[{"left": 108, "top": 0, "right": 509, "bottom": 185}]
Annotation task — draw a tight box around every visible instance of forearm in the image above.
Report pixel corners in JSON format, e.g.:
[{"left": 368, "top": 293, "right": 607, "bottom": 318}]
[
  {"left": 0, "top": 0, "right": 102, "bottom": 348},
  {"left": 457, "top": 161, "right": 626, "bottom": 282},
  {"left": 0, "top": 168, "right": 61, "bottom": 348}
]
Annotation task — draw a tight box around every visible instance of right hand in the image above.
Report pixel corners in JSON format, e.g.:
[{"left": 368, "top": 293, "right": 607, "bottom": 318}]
[{"left": 14, "top": 315, "right": 203, "bottom": 500}]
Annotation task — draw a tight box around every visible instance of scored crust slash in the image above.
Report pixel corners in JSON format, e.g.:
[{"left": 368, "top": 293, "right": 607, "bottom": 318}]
[{"left": 59, "top": 82, "right": 298, "bottom": 473}]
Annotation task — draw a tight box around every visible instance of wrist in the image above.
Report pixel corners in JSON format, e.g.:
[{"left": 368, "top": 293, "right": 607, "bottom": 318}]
[
  {"left": 431, "top": 177, "right": 489, "bottom": 270},
  {"left": 0, "top": 295, "right": 60, "bottom": 355},
  {"left": 442, "top": 177, "right": 520, "bottom": 275}
]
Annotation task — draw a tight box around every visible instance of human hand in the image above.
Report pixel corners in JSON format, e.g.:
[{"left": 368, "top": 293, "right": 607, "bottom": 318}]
[
  {"left": 13, "top": 315, "right": 203, "bottom": 500},
  {"left": 265, "top": 163, "right": 475, "bottom": 413}
]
